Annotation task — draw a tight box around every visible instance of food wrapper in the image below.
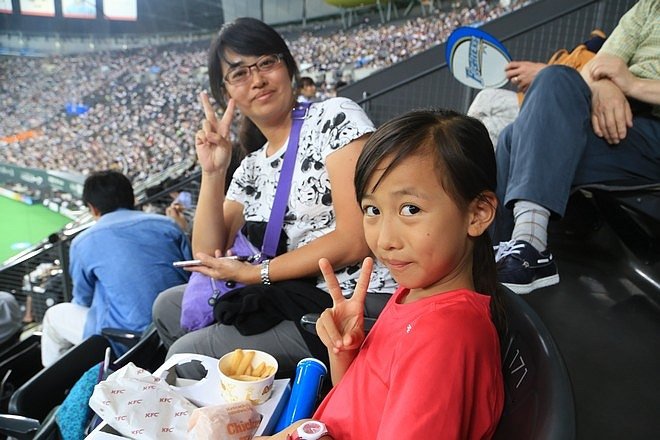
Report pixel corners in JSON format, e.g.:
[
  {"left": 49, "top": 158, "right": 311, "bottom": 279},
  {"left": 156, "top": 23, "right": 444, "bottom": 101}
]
[
  {"left": 89, "top": 362, "right": 197, "bottom": 439},
  {"left": 187, "top": 401, "right": 262, "bottom": 440}
]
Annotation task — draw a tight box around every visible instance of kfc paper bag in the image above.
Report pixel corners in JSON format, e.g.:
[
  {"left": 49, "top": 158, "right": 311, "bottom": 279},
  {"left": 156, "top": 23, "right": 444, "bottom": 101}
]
[{"left": 89, "top": 362, "right": 197, "bottom": 439}]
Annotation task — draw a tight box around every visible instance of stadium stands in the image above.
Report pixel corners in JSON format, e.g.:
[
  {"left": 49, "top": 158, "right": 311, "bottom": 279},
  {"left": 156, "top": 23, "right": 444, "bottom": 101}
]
[{"left": 1, "top": 1, "right": 530, "bottom": 182}]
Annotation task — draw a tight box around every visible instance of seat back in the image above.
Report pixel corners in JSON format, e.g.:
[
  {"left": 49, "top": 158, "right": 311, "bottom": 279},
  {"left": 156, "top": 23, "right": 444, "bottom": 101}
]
[
  {"left": 0, "top": 327, "right": 165, "bottom": 439},
  {"left": 8, "top": 334, "right": 110, "bottom": 421},
  {"left": 493, "top": 286, "right": 575, "bottom": 440},
  {"left": 0, "top": 334, "right": 43, "bottom": 414},
  {"left": 0, "top": 329, "right": 21, "bottom": 355},
  {"left": 111, "top": 325, "right": 166, "bottom": 372},
  {"left": 576, "top": 184, "right": 660, "bottom": 263}
]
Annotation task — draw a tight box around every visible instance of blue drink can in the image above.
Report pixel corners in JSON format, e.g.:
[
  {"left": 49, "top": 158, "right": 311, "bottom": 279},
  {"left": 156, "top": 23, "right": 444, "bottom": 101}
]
[{"left": 275, "top": 358, "right": 327, "bottom": 432}]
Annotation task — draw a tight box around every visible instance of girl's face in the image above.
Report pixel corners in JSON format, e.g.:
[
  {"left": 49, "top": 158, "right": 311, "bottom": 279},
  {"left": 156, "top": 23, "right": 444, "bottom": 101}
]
[
  {"left": 361, "top": 152, "right": 485, "bottom": 301},
  {"left": 220, "top": 49, "right": 294, "bottom": 124}
]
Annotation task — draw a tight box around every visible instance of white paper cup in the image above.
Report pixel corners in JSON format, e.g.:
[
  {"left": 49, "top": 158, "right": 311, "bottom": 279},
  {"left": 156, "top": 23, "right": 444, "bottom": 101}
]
[{"left": 218, "top": 349, "right": 278, "bottom": 405}]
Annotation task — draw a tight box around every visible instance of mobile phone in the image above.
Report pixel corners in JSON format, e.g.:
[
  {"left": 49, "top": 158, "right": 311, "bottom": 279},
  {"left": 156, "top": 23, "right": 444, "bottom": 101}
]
[{"left": 172, "top": 259, "right": 202, "bottom": 268}]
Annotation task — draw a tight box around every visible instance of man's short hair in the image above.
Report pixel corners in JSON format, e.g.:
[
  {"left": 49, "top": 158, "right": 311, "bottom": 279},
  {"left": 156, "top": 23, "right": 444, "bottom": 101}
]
[{"left": 82, "top": 170, "right": 135, "bottom": 215}]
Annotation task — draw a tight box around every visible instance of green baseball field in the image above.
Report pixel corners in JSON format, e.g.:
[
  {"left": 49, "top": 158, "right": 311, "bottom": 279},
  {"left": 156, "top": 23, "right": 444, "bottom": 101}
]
[{"left": 0, "top": 196, "right": 71, "bottom": 264}]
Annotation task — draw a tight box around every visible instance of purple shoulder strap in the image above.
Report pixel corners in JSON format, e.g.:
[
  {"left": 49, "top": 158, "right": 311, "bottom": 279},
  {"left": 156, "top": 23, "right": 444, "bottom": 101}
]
[{"left": 261, "top": 102, "right": 310, "bottom": 258}]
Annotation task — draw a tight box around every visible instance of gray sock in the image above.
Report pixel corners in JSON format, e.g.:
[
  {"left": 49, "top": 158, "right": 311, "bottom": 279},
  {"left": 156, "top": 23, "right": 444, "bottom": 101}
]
[{"left": 512, "top": 200, "right": 550, "bottom": 252}]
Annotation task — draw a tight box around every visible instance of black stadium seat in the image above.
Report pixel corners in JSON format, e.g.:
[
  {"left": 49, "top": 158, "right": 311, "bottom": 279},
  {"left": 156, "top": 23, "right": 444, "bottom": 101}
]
[
  {"left": 576, "top": 184, "right": 660, "bottom": 263},
  {"left": 493, "top": 286, "right": 575, "bottom": 440},
  {"left": 0, "top": 326, "right": 166, "bottom": 439}
]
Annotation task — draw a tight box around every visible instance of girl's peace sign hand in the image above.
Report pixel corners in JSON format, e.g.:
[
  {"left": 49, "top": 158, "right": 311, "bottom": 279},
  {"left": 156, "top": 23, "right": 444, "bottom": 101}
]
[
  {"left": 316, "top": 257, "right": 373, "bottom": 354},
  {"left": 195, "top": 91, "right": 236, "bottom": 174}
]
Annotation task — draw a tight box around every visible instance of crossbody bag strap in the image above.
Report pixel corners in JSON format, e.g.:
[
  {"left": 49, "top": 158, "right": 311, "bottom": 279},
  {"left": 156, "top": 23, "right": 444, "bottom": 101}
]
[{"left": 260, "top": 102, "right": 310, "bottom": 259}]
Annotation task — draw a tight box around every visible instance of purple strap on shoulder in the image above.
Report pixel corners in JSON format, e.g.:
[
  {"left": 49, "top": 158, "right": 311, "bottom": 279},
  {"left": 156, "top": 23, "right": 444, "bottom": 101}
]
[{"left": 260, "top": 102, "right": 310, "bottom": 258}]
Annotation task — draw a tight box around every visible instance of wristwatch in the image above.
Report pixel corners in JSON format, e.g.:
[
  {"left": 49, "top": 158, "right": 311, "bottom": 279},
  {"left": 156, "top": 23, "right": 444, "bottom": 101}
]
[
  {"left": 288, "top": 420, "right": 329, "bottom": 440},
  {"left": 260, "top": 259, "right": 271, "bottom": 285}
]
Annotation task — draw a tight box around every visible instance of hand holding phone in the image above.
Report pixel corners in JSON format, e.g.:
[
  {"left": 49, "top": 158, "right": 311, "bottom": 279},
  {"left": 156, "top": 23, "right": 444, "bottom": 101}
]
[
  {"left": 172, "top": 259, "right": 202, "bottom": 268},
  {"left": 173, "top": 255, "right": 255, "bottom": 268}
]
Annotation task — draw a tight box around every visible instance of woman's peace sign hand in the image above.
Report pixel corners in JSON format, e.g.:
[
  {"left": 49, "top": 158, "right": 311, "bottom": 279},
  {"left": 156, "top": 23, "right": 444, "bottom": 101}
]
[
  {"left": 195, "top": 91, "right": 236, "bottom": 174},
  {"left": 316, "top": 257, "right": 373, "bottom": 354}
]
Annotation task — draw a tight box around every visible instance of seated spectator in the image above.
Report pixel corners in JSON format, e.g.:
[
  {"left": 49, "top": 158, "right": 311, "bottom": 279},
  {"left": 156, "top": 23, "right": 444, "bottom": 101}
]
[
  {"left": 297, "top": 76, "right": 319, "bottom": 103},
  {"left": 0, "top": 291, "right": 22, "bottom": 345},
  {"left": 256, "top": 109, "right": 505, "bottom": 439},
  {"left": 169, "top": 189, "right": 193, "bottom": 209},
  {"left": 468, "top": 29, "right": 607, "bottom": 146},
  {"left": 41, "top": 171, "right": 192, "bottom": 366},
  {"left": 166, "top": 189, "right": 195, "bottom": 234},
  {"left": 152, "top": 18, "right": 395, "bottom": 377},
  {"left": 166, "top": 201, "right": 190, "bottom": 232},
  {"left": 493, "top": 0, "right": 660, "bottom": 294}
]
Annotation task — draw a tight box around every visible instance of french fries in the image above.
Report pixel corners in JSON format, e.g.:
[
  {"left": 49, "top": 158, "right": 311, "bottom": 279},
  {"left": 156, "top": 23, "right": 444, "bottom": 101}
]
[{"left": 224, "top": 349, "right": 275, "bottom": 381}]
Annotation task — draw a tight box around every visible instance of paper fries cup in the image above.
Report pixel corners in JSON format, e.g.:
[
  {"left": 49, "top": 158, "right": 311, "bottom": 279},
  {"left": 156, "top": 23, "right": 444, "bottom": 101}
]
[{"left": 218, "top": 349, "right": 278, "bottom": 405}]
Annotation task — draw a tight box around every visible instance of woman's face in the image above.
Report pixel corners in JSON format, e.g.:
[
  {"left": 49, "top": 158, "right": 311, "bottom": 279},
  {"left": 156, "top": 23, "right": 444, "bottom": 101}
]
[
  {"left": 360, "top": 152, "right": 477, "bottom": 300},
  {"left": 220, "top": 49, "right": 294, "bottom": 125}
]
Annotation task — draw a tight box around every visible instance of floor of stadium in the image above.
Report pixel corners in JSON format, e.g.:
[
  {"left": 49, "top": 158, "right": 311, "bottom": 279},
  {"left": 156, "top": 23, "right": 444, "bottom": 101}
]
[{"left": 527, "top": 206, "right": 660, "bottom": 439}]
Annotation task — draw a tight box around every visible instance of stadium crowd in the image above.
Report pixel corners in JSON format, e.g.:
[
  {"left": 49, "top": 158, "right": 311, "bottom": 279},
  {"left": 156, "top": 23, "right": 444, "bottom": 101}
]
[
  {"left": 289, "top": 0, "right": 532, "bottom": 72},
  {"left": 0, "top": 0, "right": 531, "bottom": 181},
  {"left": 1, "top": 42, "right": 207, "bottom": 181}
]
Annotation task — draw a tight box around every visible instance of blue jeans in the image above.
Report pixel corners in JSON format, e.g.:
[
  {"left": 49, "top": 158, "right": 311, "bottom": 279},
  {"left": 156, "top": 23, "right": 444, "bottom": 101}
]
[{"left": 494, "top": 65, "right": 660, "bottom": 240}]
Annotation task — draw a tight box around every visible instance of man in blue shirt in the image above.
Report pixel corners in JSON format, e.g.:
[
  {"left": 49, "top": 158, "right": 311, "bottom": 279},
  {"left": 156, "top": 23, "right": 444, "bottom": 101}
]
[{"left": 41, "top": 171, "right": 191, "bottom": 366}]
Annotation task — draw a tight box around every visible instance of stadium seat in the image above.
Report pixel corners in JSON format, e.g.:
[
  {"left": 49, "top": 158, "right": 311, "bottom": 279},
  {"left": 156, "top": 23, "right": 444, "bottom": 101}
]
[
  {"left": 576, "top": 184, "right": 660, "bottom": 263},
  {"left": 110, "top": 324, "right": 167, "bottom": 373},
  {"left": 0, "top": 327, "right": 21, "bottom": 354},
  {"left": 300, "top": 285, "right": 576, "bottom": 439},
  {"left": 0, "top": 326, "right": 165, "bottom": 439},
  {"left": 7, "top": 334, "right": 110, "bottom": 423},
  {"left": 0, "top": 333, "right": 43, "bottom": 414},
  {"left": 493, "top": 285, "right": 575, "bottom": 440}
]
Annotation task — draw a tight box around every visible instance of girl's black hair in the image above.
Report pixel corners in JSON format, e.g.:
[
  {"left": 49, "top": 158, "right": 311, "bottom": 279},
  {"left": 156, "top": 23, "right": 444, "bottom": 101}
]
[
  {"left": 355, "top": 109, "right": 506, "bottom": 338},
  {"left": 207, "top": 17, "right": 299, "bottom": 152}
]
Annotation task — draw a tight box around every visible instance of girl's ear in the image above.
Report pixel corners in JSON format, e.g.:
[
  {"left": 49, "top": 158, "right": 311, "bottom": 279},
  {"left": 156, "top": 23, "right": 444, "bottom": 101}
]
[{"left": 467, "top": 191, "right": 497, "bottom": 237}]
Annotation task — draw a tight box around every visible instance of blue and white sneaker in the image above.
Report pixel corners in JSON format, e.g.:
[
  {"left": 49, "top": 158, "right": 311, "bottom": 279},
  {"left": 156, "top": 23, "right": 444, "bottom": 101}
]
[{"left": 494, "top": 239, "right": 560, "bottom": 294}]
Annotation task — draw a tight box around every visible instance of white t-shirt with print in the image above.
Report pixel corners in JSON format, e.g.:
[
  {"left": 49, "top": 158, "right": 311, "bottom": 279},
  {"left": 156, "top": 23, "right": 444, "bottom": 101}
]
[{"left": 227, "top": 97, "right": 396, "bottom": 295}]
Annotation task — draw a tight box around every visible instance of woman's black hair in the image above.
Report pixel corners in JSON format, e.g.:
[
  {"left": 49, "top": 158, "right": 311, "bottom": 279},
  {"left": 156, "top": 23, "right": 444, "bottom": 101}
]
[
  {"left": 82, "top": 170, "right": 135, "bottom": 215},
  {"left": 207, "top": 17, "right": 299, "bottom": 152},
  {"left": 355, "top": 109, "right": 506, "bottom": 338}
]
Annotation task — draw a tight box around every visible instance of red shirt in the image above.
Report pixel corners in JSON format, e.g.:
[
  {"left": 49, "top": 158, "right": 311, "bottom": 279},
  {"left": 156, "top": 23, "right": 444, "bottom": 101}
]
[{"left": 314, "top": 288, "right": 504, "bottom": 439}]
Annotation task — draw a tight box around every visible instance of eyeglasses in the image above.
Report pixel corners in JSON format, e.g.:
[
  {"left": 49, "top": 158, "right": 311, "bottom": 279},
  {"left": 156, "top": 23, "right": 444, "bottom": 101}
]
[{"left": 223, "top": 54, "right": 284, "bottom": 86}]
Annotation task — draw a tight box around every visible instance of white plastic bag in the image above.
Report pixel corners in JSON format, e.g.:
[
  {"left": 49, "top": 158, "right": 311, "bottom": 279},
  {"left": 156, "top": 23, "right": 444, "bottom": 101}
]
[{"left": 89, "top": 363, "right": 197, "bottom": 439}]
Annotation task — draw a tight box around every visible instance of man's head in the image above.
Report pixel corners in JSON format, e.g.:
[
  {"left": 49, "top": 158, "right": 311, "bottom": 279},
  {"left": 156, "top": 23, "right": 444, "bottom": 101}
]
[{"left": 82, "top": 170, "right": 135, "bottom": 216}]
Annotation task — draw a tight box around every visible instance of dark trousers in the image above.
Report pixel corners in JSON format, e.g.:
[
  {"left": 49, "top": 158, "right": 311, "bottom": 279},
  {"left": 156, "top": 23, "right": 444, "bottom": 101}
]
[{"left": 494, "top": 65, "right": 660, "bottom": 241}]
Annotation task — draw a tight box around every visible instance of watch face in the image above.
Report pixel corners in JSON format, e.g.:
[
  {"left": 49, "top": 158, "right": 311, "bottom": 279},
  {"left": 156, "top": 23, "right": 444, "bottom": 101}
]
[
  {"left": 303, "top": 423, "right": 322, "bottom": 434},
  {"left": 298, "top": 420, "right": 327, "bottom": 439}
]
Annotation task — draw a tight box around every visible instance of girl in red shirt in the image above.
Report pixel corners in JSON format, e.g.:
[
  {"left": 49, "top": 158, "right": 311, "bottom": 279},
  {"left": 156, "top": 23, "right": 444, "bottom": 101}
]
[{"left": 259, "top": 109, "right": 505, "bottom": 439}]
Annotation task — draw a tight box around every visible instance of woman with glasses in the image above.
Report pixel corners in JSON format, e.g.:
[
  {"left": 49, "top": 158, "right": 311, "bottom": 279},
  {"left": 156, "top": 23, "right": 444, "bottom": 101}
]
[{"left": 153, "top": 17, "right": 395, "bottom": 375}]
